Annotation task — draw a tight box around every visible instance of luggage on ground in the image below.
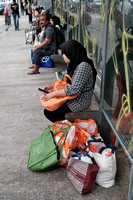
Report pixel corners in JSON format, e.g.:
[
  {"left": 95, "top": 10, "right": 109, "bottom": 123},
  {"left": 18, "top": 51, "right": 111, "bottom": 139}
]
[
  {"left": 27, "top": 123, "right": 71, "bottom": 172},
  {"left": 67, "top": 150, "right": 99, "bottom": 194},
  {"left": 25, "top": 28, "right": 35, "bottom": 44},
  {"left": 89, "top": 145, "right": 117, "bottom": 188}
]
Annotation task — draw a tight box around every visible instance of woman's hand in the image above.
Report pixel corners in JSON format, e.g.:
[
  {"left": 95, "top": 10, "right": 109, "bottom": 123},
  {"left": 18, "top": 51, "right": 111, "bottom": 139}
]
[
  {"left": 40, "top": 92, "right": 55, "bottom": 101},
  {"left": 40, "top": 89, "right": 66, "bottom": 101},
  {"left": 43, "top": 86, "right": 53, "bottom": 93}
]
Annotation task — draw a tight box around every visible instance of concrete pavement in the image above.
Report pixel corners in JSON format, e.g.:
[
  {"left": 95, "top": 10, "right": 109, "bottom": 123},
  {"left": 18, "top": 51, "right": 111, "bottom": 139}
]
[{"left": 0, "top": 14, "right": 131, "bottom": 200}]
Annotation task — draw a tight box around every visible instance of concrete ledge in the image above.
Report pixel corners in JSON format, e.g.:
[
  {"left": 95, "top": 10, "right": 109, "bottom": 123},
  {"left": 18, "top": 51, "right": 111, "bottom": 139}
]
[{"left": 51, "top": 54, "right": 64, "bottom": 62}]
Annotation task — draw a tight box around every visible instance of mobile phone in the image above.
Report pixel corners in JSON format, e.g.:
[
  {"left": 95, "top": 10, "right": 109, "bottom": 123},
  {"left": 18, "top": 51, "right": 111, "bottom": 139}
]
[{"left": 38, "top": 88, "right": 49, "bottom": 93}]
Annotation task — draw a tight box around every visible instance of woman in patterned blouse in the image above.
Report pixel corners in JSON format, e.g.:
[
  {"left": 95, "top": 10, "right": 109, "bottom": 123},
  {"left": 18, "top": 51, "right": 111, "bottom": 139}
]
[{"left": 41, "top": 40, "right": 97, "bottom": 122}]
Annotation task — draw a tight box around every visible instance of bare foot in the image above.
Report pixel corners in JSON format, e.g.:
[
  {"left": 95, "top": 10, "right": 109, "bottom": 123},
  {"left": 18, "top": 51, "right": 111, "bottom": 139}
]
[
  {"left": 29, "top": 64, "right": 35, "bottom": 69},
  {"left": 28, "top": 64, "right": 40, "bottom": 75}
]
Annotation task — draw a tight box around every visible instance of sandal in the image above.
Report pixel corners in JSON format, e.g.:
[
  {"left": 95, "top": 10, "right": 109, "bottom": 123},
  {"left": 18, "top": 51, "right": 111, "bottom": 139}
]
[
  {"left": 29, "top": 66, "right": 34, "bottom": 69},
  {"left": 27, "top": 70, "right": 40, "bottom": 75}
]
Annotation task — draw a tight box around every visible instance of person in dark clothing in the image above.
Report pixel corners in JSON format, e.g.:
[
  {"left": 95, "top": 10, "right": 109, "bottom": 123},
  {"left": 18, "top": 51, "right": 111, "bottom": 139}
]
[
  {"left": 41, "top": 40, "right": 97, "bottom": 122},
  {"left": 50, "top": 15, "right": 65, "bottom": 49},
  {"left": 11, "top": 0, "right": 19, "bottom": 30},
  {"left": 27, "top": 0, "right": 32, "bottom": 23},
  {"left": 21, "top": 0, "right": 24, "bottom": 16},
  {"left": 34, "top": 6, "right": 43, "bottom": 15},
  {"left": 50, "top": 15, "right": 63, "bottom": 30}
]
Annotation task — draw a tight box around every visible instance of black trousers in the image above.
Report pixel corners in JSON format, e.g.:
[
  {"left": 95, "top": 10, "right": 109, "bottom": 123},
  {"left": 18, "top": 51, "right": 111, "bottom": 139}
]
[
  {"left": 44, "top": 103, "right": 72, "bottom": 123},
  {"left": 29, "top": 13, "right": 32, "bottom": 23},
  {"left": 33, "top": 48, "right": 55, "bottom": 66}
]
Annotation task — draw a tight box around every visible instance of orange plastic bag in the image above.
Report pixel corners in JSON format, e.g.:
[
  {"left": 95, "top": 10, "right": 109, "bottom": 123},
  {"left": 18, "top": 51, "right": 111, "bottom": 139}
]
[
  {"left": 52, "top": 120, "right": 77, "bottom": 166},
  {"left": 53, "top": 74, "right": 72, "bottom": 91},
  {"left": 52, "top": 119, "right": 98, "bottom": 165},
  {"left": 74, "top": 119, "right": 98, "bottom": 148},
  {"left": 40, "top": 74, "right": 80, "bottom": 111}
]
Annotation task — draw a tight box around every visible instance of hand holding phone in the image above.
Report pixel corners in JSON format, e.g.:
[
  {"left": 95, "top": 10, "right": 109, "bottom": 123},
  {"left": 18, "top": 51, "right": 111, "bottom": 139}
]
[{"left": 38, "top": 88, "right": 49, "bottom": 93}]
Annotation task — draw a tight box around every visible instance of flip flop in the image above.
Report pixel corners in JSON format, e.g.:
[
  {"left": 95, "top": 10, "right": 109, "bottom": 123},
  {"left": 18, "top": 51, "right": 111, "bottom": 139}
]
[
  {"left": 29, "top": 66, "right": 34, "bottom": 69},
  {"left": 27, "top": 71, "right": 40, "bottom": 75}
]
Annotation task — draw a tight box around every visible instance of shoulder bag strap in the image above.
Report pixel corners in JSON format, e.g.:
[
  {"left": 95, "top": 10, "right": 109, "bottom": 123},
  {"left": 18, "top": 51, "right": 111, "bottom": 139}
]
[{"left": 64, "top": 74, "right": 73, "bottom": 83}]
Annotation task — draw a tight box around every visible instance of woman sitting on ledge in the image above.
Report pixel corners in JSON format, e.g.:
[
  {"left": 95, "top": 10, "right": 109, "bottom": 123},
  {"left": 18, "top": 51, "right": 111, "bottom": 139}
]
[{"left": 40, "top": 40, "right": 97, "bottom": 122}]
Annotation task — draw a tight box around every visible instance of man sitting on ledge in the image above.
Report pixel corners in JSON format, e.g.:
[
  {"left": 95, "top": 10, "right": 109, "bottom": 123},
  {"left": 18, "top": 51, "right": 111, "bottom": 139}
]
[{"left": 28, "top": 11, "right": 58, "bottom": 75}]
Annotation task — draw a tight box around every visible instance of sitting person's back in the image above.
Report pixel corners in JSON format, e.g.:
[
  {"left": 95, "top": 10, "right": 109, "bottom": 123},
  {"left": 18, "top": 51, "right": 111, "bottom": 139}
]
[{"left": 50, "top": 15, "right": 65, "bottom": 49}]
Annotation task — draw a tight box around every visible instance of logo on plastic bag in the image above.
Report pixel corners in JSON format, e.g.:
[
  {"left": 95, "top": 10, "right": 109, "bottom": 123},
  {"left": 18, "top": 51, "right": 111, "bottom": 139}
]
[{"left": 42, "top": 56, "right": 50, "bottom": 63}]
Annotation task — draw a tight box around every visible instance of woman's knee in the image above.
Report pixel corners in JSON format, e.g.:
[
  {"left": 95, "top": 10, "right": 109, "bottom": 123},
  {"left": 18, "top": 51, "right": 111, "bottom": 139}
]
[
  {"left": 44, "top": 109, "right": 54, "bottom": 122},
  {"left": 44, "top": 109, "right": 49, "bottom": 118}
]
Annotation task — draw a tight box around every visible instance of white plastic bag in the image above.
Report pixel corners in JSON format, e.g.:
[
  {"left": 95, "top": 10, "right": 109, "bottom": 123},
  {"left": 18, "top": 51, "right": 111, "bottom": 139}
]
[
  {"left": 26, "top": 31, "right": 33, "bottom": 43},
  {"left": 66, "top": 125, "right": 76, "bottom": 148},
  {"left": 89, "top": 146, "right": 117, "bottom": 188}
]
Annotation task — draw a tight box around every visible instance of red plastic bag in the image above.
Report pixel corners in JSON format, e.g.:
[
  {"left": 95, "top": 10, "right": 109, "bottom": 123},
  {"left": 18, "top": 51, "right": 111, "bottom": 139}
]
[{"left": 67, "top": 151, "right": 99, "bottom": 194}]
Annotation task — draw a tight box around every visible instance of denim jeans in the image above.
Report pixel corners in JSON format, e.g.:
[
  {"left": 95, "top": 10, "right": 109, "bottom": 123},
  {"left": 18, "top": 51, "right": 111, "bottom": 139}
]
[
  {"left": 13, "top": 14, "right": 19, "bottom": 30},
  {"left": 21, "top": 8, "right": 24, "bottom": 16}
]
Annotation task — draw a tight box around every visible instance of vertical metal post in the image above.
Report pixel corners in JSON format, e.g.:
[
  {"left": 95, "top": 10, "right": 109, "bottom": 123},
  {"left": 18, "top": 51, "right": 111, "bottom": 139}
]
[
  {"left": 18, "top": 0, "right": 21, "bottom": 16},
  {"left": 78, "top": 0, "right": 81, "bottom": 42},
  {"left": 66, "top": 0, "right": 69, "bottom": 41},
  {"left": 128, "top": 164, "right": 133, "bottom": 200},
  {"left": 61, "top": 0, "right": 63, "bottom": 22},
  {"left": 98, "top": 0, "right": 111, "bottom": 142},
  {"left": 51, "top": 0, "right": 54, "bottom": 15},
  {"left": 115, "top": 137, "right": 119, "bottom": 149},
  {"left": 100, "top": 0, "right": 110, "bottom": 110}
]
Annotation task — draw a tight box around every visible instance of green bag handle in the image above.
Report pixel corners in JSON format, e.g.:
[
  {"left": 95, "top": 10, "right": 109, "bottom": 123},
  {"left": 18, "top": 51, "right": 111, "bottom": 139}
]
[
  {"left": 49, "top": 123, "right": 71, "bottom": 161},
  {"left": 52, "top": 122, "right": 70, "bottom": 145},
  {"left": 50, "top": 122, "right": 70, "bottom": 140},
  {"left": 57, "top": 126, "right": 70, "bottom": 161}
]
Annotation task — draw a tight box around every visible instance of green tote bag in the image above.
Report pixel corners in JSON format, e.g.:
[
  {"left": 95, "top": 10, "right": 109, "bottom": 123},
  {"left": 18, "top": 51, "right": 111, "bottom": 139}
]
[{"left": 27, "top": 123, "right": 70, "bottom": 172}]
